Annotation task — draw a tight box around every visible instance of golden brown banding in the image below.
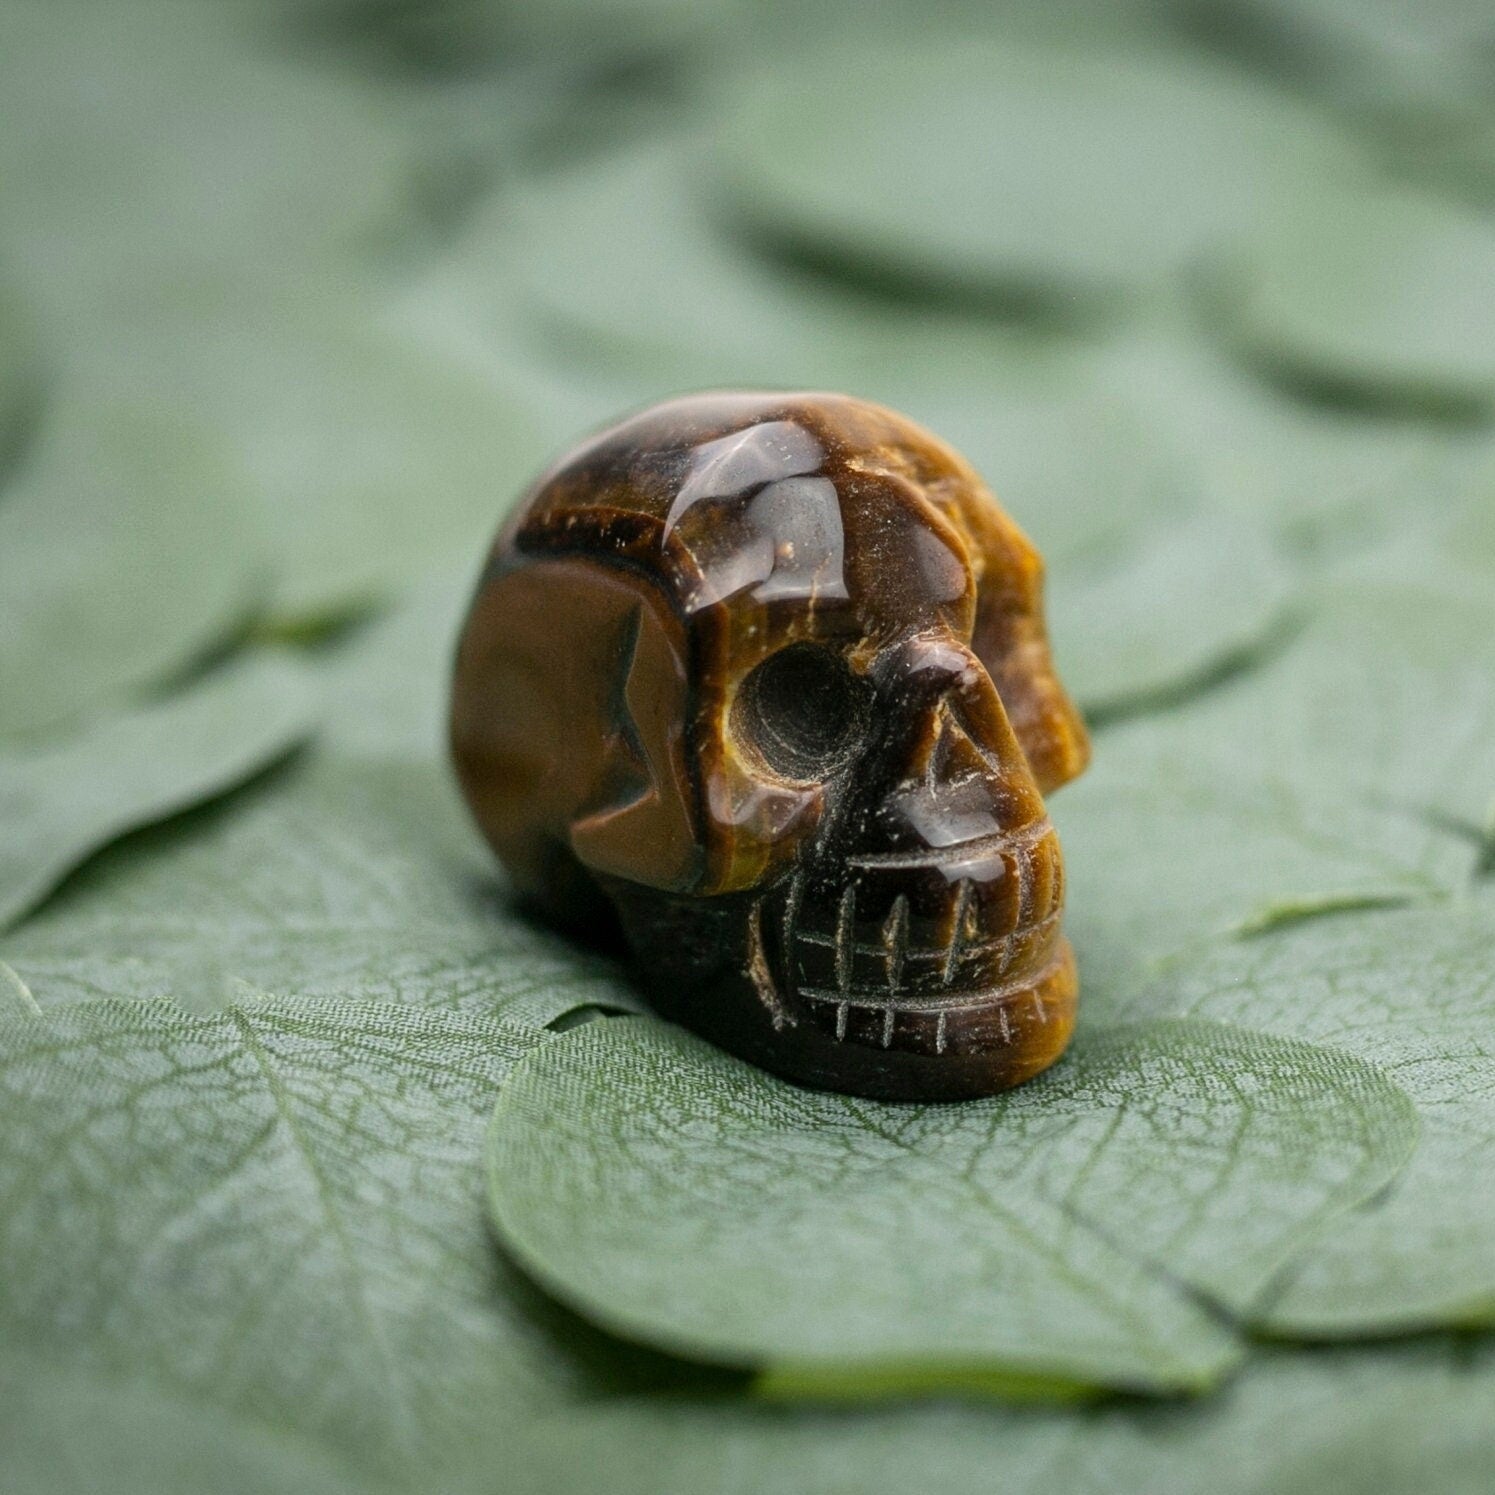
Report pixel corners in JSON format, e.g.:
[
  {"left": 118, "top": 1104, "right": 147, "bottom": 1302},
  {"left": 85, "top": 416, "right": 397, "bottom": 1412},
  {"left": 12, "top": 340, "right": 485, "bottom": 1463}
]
[{"left": 451, "top": 391, "right": 1090, "bottom": 1100}]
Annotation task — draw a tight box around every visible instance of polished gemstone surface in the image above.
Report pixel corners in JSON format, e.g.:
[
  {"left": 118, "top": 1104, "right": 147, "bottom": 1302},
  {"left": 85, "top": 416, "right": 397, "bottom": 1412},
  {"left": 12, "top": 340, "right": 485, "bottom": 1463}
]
[{"left": 451, "top": 391, "right": 1090, "bottom": 1099}]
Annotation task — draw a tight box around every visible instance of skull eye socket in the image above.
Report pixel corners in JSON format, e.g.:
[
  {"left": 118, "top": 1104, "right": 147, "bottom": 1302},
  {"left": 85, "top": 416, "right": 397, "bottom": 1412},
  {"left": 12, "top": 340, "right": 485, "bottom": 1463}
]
[{"left": 733, "top": 643, "right": 869, "bottom": 781}]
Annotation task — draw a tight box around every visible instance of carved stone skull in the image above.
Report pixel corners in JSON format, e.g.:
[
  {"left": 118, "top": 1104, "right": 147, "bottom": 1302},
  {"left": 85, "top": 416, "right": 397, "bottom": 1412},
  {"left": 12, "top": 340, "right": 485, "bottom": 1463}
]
[{"left": 451, "top": 392, "right": 1089, "bottom": 1099}]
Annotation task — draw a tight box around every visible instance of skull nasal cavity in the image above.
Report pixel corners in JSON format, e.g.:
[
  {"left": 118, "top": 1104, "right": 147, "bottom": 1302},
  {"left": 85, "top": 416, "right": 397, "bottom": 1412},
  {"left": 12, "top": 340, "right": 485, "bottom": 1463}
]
[{"left": 733, "top": 644, "right": 868, "bottom": 781}]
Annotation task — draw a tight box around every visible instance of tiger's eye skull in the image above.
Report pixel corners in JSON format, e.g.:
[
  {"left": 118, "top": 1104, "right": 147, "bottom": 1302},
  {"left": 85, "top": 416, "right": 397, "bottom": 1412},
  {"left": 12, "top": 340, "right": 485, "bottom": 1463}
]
[{"left": 451, "top": 392, "right": 1089, "bottom": 1100}]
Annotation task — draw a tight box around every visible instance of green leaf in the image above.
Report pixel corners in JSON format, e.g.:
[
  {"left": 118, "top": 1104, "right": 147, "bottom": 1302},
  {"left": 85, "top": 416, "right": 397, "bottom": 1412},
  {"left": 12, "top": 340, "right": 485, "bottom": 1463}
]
[
  {"left": 1215, "top": 0, "right": 1495, "bottom": 111},
  {"left": 0, "top": 756, "right": 635, "bottom": 1029},
  {"left": 0, "top": 995, "right": 657, "bottom": 1482},
  {"left": 316, "top": 564, "right": 476, "bottom": 764},
  {"left": 0, "top": 0, "right": 416, "bottom": 334},
  {"left": 1209, "top": 182, "right": 1495, "bottom": 414},
  {"left": 1090, "top": 899, "right": 1495, "bottom": 1333},
  {"left": 0, "top": 1349, "right": 378, "bottom": 1495},
  {"left": 1442, "top": 444, "right": 1495, "bottom": 604},
  {"left": 1346, "top": 437, "right": 1495, "bottom": 607},
  {"left": 0, "top": 653, "right": 314, "bottom": 932},
  {"left": 0, "top": 388, "right": 268, "bottom": 741},
  {"left": 311, "top": 0, "right": 739, "bottom": 71},
  {"left": 485, "top": 1013, "right": 1415, "bottom": 1396},
  {"left": 498, "top": 141, "right": 1063, "bottom": 388},
  {"left": 716, "top": 39, "right": 1368, "bottom": 305},
  {"left": 1201, "top": 0, "right": 1495, "bottom": 207},
  {"left": 0, "top": 0, "right": 546, "bottom": 628},
  {"left": 1049, "top": 510, "right": 1292, "bottom": 718},
  {"left": 147, "top": 290, "right": 553, "bottom": 625},
  {"left": 505, "top": 1339, "right": 1495, "bottom": 1495},
  {"left": 0, "top": 276, "right": 41, "bottom": 483},
  {"left": 1059, "top": 582, "right": 1495, "bottom": 962},
  {"left": 1085, "top": 317, "right": 1441, "bottom": 544}
]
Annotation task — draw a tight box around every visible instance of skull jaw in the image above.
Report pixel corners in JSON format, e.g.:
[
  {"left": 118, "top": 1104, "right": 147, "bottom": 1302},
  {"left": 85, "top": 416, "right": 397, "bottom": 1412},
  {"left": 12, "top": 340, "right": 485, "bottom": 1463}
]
[
  {"left": 605, "top": 879, "right": 1077, "bottom": 1102},
  {"left": 641, "top": 936, "right": 1075, "bottom": 1102}
]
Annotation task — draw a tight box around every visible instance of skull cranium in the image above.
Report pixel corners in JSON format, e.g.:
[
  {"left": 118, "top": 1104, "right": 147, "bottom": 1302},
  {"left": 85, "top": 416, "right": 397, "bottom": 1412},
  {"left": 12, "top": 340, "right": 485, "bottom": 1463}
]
[{"left": 451, "top": 392, "right": 1089, "bottom": 1099}]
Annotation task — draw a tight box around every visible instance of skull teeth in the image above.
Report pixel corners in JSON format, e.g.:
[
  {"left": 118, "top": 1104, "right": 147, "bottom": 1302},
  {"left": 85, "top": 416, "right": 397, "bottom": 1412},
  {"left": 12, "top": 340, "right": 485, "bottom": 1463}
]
[
  {"left": 798, "top": 956, "right": 1058, "bottom": 1014},
  {"left": 781, "top": 820, "right": 1066, "bottom": 1056},
  {"left": 800, "top": 952, "right": 1066, "bottom": 1052},
  {"left": 834, "top": 883, "right": 857, "bottom": 996},
  {"left": 881, "top": 894, "right": 910, "bottom": 991},
  {"left": 942, "top": 878, "right": 974, "bottom": 987},
  {"left": 794, "top": 903, "right": 1062, "bottom": 989}
]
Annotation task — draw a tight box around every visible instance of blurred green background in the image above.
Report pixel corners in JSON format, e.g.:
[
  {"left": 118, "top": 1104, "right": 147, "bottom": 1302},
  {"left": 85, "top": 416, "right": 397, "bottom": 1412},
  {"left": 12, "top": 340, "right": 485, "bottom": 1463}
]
[{"left": 2, "top": 2, "right": 1495, "bottom": 1493}]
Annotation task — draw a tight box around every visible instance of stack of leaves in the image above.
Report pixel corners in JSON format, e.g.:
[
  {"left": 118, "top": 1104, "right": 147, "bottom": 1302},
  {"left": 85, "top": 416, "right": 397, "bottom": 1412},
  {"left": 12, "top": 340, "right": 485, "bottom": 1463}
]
[{"left": 2, "top": 2, "right": 1493, "bottom": 1492}]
